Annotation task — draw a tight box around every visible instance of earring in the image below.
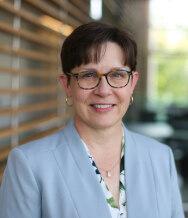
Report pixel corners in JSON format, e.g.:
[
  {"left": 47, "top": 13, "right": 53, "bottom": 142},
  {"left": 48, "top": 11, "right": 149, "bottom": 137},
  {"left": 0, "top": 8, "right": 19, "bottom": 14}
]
[
  {"left": 65, "top": 96, "right": 73, "bottom": 106},
  {"left": 129, "top": 96, "right": 134, "bottom": 106}
]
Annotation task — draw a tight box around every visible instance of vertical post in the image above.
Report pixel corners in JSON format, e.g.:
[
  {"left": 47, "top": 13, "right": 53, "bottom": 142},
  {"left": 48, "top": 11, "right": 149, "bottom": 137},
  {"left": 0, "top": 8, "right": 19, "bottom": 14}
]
[
  {"left": 122, "top": 0, "right": 149, "bottom": 121},
  {"left": 11, "top": 0, "right": 21, "bottom": 147}
]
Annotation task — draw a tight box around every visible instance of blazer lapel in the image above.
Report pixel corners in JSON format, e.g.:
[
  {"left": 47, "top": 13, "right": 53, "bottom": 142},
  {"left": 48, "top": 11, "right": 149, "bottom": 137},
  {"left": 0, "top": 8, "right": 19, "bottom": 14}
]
[
  {"left": 124, "top": 127, "right": 159, "bottom": 218},
  {"left": 53, "top": 120, "right": 111, "bottom": 218}
]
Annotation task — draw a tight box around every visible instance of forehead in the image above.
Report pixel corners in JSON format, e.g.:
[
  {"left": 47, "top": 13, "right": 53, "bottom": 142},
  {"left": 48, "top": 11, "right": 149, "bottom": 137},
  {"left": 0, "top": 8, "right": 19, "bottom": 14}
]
[
  {"left": 76, "top": 42, "right": 125, "bottom": 71},
  {"left": 100, "top": 42, "right": 124, "bottom": 63}
]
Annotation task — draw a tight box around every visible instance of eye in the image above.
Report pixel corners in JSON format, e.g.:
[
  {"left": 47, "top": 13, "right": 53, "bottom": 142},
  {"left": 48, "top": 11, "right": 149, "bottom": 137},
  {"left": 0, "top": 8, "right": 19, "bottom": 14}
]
[
  {"left": 109, "top": 70, "right": 128, "bottom": 78},
  {"left": 78, "top": 71, "right": 97, "bottom": 79}
]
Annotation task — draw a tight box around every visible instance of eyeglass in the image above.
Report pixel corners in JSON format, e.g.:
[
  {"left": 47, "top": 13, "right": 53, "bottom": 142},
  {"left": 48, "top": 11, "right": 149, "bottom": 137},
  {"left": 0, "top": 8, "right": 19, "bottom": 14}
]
[{"left": 67, "top": 66, "right": 132, "bottom": 90}]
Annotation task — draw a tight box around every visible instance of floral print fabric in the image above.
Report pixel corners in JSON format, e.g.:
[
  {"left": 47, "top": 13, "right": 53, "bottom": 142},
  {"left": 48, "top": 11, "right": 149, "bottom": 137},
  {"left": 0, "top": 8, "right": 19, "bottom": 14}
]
[{"left": 82, "top": 135, "right": 127, "bottom": 218}]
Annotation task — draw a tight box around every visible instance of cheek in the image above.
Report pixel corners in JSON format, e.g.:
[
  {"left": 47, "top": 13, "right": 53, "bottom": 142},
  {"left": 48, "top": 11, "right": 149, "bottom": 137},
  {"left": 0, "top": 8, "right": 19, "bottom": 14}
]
[
  {"left": 117, "top": 88, "right": 132, "bottom": 103},
  {"left": 72, "top": 89, "right": 90, "bottom": 105}
]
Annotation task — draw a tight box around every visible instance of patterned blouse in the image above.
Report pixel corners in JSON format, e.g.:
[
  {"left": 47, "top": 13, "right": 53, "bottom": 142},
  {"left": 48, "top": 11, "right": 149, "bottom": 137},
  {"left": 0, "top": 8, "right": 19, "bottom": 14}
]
[{"left": 82, "top": 135, "right": 127, "bottom": 218}]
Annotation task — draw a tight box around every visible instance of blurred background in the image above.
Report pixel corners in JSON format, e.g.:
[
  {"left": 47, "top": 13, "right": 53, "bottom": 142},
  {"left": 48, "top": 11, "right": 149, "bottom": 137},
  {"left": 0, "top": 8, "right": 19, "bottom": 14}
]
[{"left": 0, "top": 0, "right": 187, "bottom": 216}]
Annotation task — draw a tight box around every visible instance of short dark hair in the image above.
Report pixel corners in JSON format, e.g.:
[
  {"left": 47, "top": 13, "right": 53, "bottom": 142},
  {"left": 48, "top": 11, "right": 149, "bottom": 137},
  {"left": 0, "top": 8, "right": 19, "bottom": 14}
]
[{"left": 60, "top": 22, "right": 137, "bottom": 76}]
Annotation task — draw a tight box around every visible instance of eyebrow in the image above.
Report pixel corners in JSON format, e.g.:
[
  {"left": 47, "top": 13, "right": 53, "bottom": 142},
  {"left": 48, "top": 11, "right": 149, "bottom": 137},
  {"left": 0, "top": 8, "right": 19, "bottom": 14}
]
[{"left": 78, "top": 68, "right": 96, "bottom": 71}]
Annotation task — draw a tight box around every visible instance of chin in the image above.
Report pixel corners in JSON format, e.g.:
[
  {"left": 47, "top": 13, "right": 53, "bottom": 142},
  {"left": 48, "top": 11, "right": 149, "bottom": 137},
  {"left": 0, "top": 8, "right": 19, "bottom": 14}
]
[
  {"left": 75, "top": 110, "right": 124, "bottom": 130},
  {"left": 86, "top": 117, "right": 122, "bottom": 130}
]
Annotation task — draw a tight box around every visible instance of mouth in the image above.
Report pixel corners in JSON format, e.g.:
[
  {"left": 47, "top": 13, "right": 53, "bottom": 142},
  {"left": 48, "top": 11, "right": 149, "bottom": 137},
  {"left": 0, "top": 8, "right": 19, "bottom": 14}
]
[
  {"left": 90, "top": 104, "right": 115, "bottom": 109},
  {"left": 91, "top": 104, "right": 114, "bottom": 108}
]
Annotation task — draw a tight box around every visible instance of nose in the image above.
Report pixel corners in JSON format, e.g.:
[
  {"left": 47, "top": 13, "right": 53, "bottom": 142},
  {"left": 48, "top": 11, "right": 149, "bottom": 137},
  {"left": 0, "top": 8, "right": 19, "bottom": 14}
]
[{"left": 93, "top": 76, "right": 112, "bottom": 96}]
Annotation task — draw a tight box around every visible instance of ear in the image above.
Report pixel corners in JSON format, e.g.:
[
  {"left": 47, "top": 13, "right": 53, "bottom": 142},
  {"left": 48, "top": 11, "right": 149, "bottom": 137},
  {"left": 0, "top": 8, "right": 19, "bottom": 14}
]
[
  {"left": 130, "top": 71, "right": 139, "bottom": 91},
  {"left": 59, "top": 74, "right": 72, "bottom": 96}
]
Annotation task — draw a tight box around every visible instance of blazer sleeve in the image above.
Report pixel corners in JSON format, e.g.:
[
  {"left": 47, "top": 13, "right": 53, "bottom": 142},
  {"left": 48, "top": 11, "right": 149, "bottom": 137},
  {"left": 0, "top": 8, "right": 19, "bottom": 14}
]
[
  {"left": 0, "top": 148, "right": 41, "bottom": 218},
  {"left": 169, "top": 149, "right": 185, "bottom": 218}
]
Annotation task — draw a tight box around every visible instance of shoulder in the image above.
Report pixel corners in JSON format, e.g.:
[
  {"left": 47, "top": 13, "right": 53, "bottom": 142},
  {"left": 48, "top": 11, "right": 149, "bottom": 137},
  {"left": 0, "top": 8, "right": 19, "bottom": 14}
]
[
  {"left": 8, "top": 120, "right": 76, "bottom": 166},
  {"left": 7, "top": 120, "right": 78, "bottom": 166},
  {"left": 19, "top": 129, "right": 63, "bottom": 154},
  {"left": 125, "top": 128, "right": 175, "bottom": 176},
  {"left": 8, "top": 127, "right": 67, "bottom": 167},
  {"left": 125, "top": 127, "right": 172, "bottom": 157},
  {"left": 4, "top": 128, "right": 67, "bottom": 186}
]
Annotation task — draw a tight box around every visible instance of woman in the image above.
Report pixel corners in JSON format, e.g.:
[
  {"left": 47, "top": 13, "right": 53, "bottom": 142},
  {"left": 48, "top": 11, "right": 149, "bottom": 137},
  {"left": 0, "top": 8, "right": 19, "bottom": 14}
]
[{"left": 0, "top": 22, "right": 184, "bottom": 218}]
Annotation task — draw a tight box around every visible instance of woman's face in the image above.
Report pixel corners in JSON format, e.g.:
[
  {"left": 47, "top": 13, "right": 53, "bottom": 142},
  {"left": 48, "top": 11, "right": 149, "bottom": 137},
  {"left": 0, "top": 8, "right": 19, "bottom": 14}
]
[{"left": 60, "top": 42, "right": 139, "bottom": 130}]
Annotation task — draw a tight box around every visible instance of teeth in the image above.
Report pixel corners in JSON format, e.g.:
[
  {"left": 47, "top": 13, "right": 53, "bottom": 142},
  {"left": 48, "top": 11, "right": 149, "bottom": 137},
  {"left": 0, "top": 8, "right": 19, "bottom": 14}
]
[{"left": 93, "top": 104, "right": 113, "bottom": 108}]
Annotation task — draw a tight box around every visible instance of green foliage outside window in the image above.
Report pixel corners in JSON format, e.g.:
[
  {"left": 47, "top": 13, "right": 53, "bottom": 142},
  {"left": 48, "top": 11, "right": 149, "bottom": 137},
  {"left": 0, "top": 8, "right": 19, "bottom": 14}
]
[
  {"left": 156, "top": 55, "right": 188, "bottom": 106},
  {"left": 150, "top": 29, "right": 188, "bottom": 108}
]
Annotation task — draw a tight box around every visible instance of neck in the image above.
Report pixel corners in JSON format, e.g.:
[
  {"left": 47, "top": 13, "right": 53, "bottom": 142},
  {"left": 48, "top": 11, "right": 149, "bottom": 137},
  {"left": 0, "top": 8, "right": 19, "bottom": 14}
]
[{"left": 74, "top": 117, "right": 123, "bottom": 153}]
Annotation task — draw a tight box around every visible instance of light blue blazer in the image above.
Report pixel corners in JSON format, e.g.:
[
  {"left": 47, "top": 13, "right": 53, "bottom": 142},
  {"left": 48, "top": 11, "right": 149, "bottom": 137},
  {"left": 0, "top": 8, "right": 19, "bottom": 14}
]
[{"left": 0, "top": 120, "right": 184, "bottom": 218}]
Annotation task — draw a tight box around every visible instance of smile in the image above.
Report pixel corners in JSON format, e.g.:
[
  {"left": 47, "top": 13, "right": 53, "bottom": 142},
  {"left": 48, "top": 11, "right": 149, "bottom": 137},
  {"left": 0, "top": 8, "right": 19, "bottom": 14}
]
[{"left": 91, "top": 104, "right": 115, "bottom": 109}]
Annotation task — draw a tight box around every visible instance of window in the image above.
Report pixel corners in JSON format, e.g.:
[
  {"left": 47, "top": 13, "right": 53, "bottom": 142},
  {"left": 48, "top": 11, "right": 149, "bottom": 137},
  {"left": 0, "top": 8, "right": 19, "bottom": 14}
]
[{"left": 148, "top": 0, "right": 188, "bottom": 109}]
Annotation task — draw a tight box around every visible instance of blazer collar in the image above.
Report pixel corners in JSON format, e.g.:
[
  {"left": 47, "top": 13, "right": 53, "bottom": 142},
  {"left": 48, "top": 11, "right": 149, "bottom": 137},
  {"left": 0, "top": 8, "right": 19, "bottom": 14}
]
[{"left": 53, "top": 120, "right": 111, "bottom": 218}]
